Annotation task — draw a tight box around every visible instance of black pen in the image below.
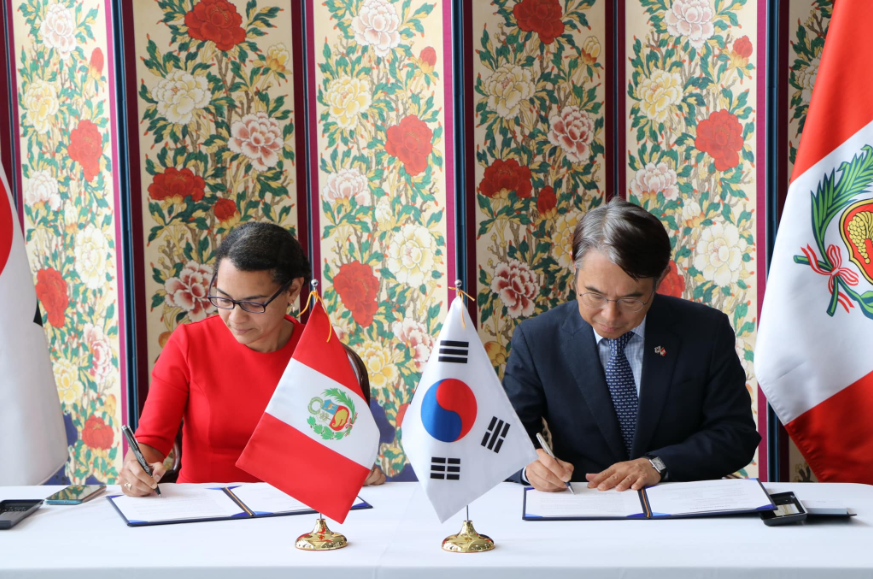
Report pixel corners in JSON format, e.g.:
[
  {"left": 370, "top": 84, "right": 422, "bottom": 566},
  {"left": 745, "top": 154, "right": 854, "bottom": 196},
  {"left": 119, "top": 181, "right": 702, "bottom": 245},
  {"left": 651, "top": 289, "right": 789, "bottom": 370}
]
[{"left": 121, "top": 425, "right": 162, "bottom": 497}]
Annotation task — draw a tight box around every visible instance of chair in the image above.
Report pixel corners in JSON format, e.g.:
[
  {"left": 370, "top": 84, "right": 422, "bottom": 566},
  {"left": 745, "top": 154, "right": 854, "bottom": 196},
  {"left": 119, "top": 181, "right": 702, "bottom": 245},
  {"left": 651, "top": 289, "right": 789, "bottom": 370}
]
[{"left": 159, "top": 342, "right": 371, "bottom": 483}]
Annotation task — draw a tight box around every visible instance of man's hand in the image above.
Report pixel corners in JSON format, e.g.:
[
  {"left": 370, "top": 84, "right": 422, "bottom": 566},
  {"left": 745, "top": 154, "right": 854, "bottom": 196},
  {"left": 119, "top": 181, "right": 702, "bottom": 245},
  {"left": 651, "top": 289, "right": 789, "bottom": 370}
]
[
  {"left": 525, "top": 448, "right": 574, "bottom": 492},
  {"left": 364, "top": 465, "right": 386, "bottom": 486},
  {"left": 585, "top": 458, "right": 661, "bottom": 491}
]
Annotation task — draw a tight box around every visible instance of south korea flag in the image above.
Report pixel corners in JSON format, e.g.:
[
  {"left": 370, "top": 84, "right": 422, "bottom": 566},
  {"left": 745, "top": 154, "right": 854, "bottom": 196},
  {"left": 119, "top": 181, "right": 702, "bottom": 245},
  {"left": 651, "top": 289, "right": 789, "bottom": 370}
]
[{"left": 402, "top": 297, "right": 537, "bottom": 522}]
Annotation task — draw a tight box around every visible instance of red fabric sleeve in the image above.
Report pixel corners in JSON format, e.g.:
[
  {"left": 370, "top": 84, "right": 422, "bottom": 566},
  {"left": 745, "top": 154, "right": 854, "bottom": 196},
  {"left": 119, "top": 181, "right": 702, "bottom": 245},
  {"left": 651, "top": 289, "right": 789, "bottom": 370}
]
[{"left": 135, "top": 326, "right": 191, "bottom": 457}]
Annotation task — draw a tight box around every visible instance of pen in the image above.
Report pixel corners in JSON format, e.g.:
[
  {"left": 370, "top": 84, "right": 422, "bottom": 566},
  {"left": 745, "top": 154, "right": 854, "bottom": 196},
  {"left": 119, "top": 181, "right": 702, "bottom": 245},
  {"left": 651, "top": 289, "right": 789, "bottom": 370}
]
[
  {"left": 121, "top": 425, "right": 162, "bottom": 497},
  {"left": 536, "top": 432, "right": 575, "bottom": 495}
]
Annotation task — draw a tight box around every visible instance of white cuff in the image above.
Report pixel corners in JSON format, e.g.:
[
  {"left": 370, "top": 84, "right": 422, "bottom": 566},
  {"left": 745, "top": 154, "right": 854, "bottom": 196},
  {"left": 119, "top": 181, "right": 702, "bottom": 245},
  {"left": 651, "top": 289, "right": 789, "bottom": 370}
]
[{"left": 521, "top": 466, "right": 530, "bottom": 485}]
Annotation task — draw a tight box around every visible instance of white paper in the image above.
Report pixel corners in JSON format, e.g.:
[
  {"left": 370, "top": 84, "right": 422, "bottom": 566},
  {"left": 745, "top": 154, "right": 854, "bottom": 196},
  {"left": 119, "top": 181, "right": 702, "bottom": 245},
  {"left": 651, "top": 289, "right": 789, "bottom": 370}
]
[
  {"left": 110, "top": 485, "right": 246, "bottom": 523},
  {"left": 644, "top": 479, "right": 772, "bottom": 517},
  {"left": 229, "top": 483, "right": 314, "bottom": 515},
  {"left": 525, "top": 484, "right": 646, "bottom": 518}
]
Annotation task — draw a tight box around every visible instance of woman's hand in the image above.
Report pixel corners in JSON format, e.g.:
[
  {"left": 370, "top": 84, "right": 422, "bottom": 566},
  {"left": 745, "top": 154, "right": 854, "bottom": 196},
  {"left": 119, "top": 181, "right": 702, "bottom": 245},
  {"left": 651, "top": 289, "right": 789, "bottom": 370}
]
[
  {"left": 363, "top": 465, "right": 386, "bottom": 486},
  {"left": 119, "top": 447, "right": 166, "bottom": 497}
]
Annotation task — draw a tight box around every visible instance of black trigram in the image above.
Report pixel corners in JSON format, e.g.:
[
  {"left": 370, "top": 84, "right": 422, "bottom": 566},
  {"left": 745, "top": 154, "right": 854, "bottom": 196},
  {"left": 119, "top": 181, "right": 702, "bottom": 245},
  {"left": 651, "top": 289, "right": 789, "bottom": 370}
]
[
  {"left": 480, "top": 416, "right": 510, "bottom": 453},
  {"left": 439, "top": 340, "right": 468, "bottom": 364},
  {"left": 430, "top": 457, "right": 461, "bottom": 480}
]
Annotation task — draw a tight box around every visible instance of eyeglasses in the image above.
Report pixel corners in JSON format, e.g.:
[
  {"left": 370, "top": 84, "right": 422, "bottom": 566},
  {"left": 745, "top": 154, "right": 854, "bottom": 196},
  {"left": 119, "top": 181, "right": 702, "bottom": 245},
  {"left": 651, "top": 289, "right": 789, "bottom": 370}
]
[
  {"left": 207, "top": 275, "right": 293, "bottom": 314},
  {"left": 577, "top": 289, "right": 655, "bottom": 314}
]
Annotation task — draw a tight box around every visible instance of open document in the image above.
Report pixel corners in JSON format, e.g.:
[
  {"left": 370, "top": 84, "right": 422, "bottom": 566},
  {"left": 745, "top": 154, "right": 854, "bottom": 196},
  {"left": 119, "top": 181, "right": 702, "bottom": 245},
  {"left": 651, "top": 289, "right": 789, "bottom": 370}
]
[
  {"left": 523, "top": 479, "right": 775, "bottom": 520},
  {"left": 108, "top": 483, "right": 371, "bottom": 527}
]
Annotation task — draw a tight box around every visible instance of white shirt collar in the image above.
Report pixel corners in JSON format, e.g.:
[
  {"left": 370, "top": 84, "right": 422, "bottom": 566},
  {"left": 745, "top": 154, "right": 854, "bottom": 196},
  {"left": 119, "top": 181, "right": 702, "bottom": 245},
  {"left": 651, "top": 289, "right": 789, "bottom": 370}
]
[{"left": 592, "top": 316, "right": 647, "bottom": 344}]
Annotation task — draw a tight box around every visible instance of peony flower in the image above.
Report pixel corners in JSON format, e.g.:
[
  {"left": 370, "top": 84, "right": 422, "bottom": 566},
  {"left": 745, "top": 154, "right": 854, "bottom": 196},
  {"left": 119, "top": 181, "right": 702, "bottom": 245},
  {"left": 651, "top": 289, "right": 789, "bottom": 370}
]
[
  {"left": 67, "top": 119, "right": 103, "bottom": 182},
  {"left": 637, "top": 69, "right": 684, "bottom": 124},
  {"left": 484, "top": 341, "right": 507, "bottom": 367},
  {"left": 695, "top": 110, "right": 744, "bottom": 172},
  {"left": 25, "top": 170, "right": 61, "bottom": 211},
  {"left": 693, "top": 222, "right": 748, "bottom": 286},
  {"left": 385, "top": 115, "right": 433, "bottom": 176},
  {"left": 53, "top": 356, "right": 83, "bottom": 406},
  {"left": 491, "top": 259, "right": 538, "bottom": 318},
  {"left": 39, "top": 3, "right": 77, "bottom": 59},
  {"left": 75, "top": 224, "right": 110, "bottom": 290},
  {"left": 149, "top": 167, "right": 206, "bottom": 203},
  {"left": 483, "top": 63, "right": 534, "bottom": 119},
  {"left": 84, "top": 323, "right": 114, "bottom": 384},
  {"left": 657, "top": 260, "right": 686, "bottom": 298},
  {"left": 665, "top": 0, "right": 715, "bottom": 49},
  {"left": 213, "top": 198, "right": 240, "bottom": 228},
  {"left": 631, "top": 162, "right": 680, "bottom": 202},
  {"left": 375, "top": 196, "right": 394, "bottom": 230},
  {"left": 82, "top": 415, "right": 114, "bottom": 450},
  {"left": 386, "top": 223, "right": 437, "bottom": 287},
  {"left": 185, "top": 0, "right": 246, "bottom": 51},
  {"left": 36, "top": 268, "right": 68, "bottom": 327},
  {"left": 103, "top": 394, "right": 117, "bottom": 419},
  {"left": 89, "top": 48, "right": 104, "bottom": 80},
  {"left": 265, "top": 44, "right": 290, "bottom": 74},
  {"left": 358, "top": 340, "right": 399, "bottom": 391},
  {"left": 22, "top": 79, "right": 59, "bottom": 135},
  {"left": 333, "top": 261, "right": 380, "bottom": 327},
  {"left": 165, "top": 261, "right": 215, "bottom": 321},
  {"left": 152, "top": 70, "right": 211, "bottom": 125},
  {"left": 553, "top": 212, "right": 577, "bottom": 268},
  {"left": 479, "top": 158, "right": 532, "bottom": 199},
  {"left": 228, "top": 112, "right": 284, "bottom": 171},
  {"left": 324, "top": 76, "right": 371, "bottom": 129},
  {"left": 732, "top": 36, "right": 753, "bottom": 58},
  {"left": 548, "top": 106, "right": 595, "bottom": 164},
  {"left": 682, "top": 199, "right": 704, "bottom": 228},
  {"left": 536, "top": 186, "right": 558, "bottom": 218},
  {"left": 796, "top": 57, "right": 819, "bottom": 104},
  {"left": 513, "top": 0, "right": 565, "bottom": 45},
  {"left": 322, "top": 168, "right": 371, "bottom": 206},
  {"left": 392, "top": 318, "right": 433, "bottom": 372},
  {"left": 352, "top": 0, "right": 402, "bottom": 57},
  {"left": 581, "top": 36, "right": 601, "bottom": 65},
  {"left": 419, "top": 46, "right": 437, "bottom": 74},
  {"left": 63, "top": 201, "right": 79, "bottom": 233}
]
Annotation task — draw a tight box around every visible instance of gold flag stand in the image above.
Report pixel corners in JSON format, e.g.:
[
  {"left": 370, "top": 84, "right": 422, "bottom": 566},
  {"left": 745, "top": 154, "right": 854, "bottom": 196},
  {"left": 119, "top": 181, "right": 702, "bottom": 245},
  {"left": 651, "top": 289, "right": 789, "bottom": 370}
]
[
  {"left": 295, "top": 514, "right": 348, "bottom": 551},
  {"left": 441, "top": 506, "right": 495, "bottom": 552}
]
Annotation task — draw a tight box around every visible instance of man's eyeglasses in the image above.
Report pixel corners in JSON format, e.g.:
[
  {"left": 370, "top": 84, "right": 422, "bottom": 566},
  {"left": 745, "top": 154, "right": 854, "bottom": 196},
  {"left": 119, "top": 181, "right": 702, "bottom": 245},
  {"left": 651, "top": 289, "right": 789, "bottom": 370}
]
[
  {"left": 577, "top": 289, "right": 655, "bottom": 314},
  {"left": 207, "top": 275, "right": 293, "bottom": 314}
]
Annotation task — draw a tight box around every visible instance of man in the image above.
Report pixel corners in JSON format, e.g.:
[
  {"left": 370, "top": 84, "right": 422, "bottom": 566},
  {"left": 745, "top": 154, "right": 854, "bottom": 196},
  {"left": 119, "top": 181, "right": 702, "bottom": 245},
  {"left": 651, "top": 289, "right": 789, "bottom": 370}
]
[{"left": 504, "top": 198, "right": 759, "bottom": 492}]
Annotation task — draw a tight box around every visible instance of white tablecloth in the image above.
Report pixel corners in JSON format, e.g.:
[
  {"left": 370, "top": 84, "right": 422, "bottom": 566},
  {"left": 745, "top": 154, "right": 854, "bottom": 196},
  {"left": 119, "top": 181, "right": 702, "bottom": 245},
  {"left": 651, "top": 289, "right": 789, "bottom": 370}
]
[{"left": 1, "top": 482, "right": 871, "bottom": 578}]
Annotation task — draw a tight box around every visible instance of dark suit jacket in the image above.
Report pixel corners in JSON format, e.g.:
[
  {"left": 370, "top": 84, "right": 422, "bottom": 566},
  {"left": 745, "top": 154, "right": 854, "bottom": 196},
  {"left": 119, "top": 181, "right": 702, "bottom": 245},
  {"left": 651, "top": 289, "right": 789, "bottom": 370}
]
[{"left": 503, "top": 295, "right": 760, "bottom": 482}]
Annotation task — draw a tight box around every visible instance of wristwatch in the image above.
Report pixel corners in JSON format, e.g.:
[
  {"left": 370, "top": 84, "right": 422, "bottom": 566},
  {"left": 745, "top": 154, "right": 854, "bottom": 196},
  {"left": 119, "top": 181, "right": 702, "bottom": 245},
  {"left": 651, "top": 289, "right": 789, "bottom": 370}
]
[{"left": 646, "top": 455, "right": 667, "bottom": 480}]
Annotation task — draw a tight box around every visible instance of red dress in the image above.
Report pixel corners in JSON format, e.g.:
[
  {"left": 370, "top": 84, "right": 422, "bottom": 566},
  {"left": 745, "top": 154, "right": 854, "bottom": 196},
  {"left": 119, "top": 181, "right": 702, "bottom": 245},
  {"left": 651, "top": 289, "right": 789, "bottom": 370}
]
[{"left": 136, "top": 315, "right": 303, "bottom": 483}]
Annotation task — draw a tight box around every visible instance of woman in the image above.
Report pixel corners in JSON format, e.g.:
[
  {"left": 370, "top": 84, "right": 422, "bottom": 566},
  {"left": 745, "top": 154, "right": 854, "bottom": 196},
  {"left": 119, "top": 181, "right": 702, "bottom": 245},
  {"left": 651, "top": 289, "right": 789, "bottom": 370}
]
[{"left": 120, "top": 222, "right": 386, "bottom": 496}]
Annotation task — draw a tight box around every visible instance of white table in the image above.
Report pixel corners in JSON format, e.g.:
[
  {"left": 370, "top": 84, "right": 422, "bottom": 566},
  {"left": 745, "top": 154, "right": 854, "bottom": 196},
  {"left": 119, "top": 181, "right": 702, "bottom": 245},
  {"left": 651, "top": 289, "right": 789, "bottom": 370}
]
[{"left": 1, "top": 482, "right": 872, "bottom": 578}]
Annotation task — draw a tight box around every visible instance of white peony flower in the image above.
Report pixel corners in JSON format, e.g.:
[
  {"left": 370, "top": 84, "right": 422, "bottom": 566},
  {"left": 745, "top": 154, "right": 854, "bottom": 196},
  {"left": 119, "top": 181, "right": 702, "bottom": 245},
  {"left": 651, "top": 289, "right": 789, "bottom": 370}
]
[
  {"left": 322, "top": 168, "right": 371, "bottom": 206},
  {"left": 665, "top": 0, "right": 715, "bottom": 49},
  {"left": 25, "top": 170, "right": 61, "bottom": 211},
  {"left": 74, "top": 224, "right": 109, "bottom": 290},
  {"left": 152, "top": 70, "right": 211, "bottom": 125},
  {"left": 637, "top": 69, "right": 684, "bottom": 123},
  {"left": 682, "top": 199, "right": 703, "bottom": 226},
  {"left": 630, "top": 162, "right": 680, "bottom": 201},
  {"left": 548, "top": 106, "right": 595, "bottom": 164},
  {"left": 22, "top": 79, "right": 59, "bottom": 134},
  {"left": 491, "top": 259, "right": 538, "bottom": 319},
  {"left": 483, "top": 63, "right": 535, "bottom": 119},
  {"left": 39, "top": 3, "right": 77, "bottom": 59},
  {"left": 796, "top": 57, "right": 820, "bottom": 104},
  {"left": 693, "top": 222, "right": 748, "bottom": 286},
  {"left": 352, "top": 0, "right": 402, "bottom": 57},
  {"left": 393, "top": 318, "right": 433, "bottom": 372},
  {"left": 83, "top": 323, "right": 114, "bottom": 384},
  {"left": 228, "top": 112, "right": 284, "bottom": 171},
  {"left": 53, "top": 356, "right": 83, "bottom": 406},
  {"left": 265, "top": 43, "right": 291, "bottom": 73},
  {"left": 164, "top": 261, "right": 214, "bottom": 321},
  {"left": 386, "top": 223, "right": 437, "bottom": 287},
  {"left": 324, "top": 76, "right": 371, "bottom": 129}
]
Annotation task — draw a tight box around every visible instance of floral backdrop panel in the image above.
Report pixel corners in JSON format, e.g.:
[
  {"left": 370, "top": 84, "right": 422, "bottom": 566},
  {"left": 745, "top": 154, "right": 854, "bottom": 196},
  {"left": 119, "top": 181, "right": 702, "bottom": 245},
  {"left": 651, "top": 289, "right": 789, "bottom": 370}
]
[
  {"left": 785, "top": 0, "right": 831, "bottom": 483},
  {"left": 13, "top": 0, "right": 124, "bottom": 483},
  {"left": 472, "top": 0, "right": 607, "bottom": 377},
  {"left": 312, "top": 0, "right": 453, "bottom": 479},
  {"left": 133, "top": 0, "right": 300, "bottom": 372},
  {"left": 625, "top": 0, "right": 759, "bottom": 477}
]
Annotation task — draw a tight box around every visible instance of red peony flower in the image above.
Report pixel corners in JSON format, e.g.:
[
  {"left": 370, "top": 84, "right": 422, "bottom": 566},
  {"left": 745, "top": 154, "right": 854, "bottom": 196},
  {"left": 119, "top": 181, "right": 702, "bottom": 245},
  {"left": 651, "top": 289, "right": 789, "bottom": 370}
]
[
  {"left": 695, "top": 110, "right": 744, "bottom": 172},
  {"left": 419, "top": 46, "right": 437, "bottom": 72},
  {"left": 333, "top": 261, "right": 379, "bottom": 327},
  {"left": 67, "top": 119, "right": 103, "bottom": 182},
  {"left": 213, "top": 198, "right": 238, "bottom": 223},
  {"left": 732, "top": 36, "right": 753, "bottom": 59},
  {"left": 536, "top": 186, "right": 557, "bottom": 217},
  {"left": 185, "top": 0, "right": 246, "bottom": 52},
  {"left": 479, "top": 158, "right": 533, "bottom": 199},
  {"left": 513, "top": 0, "right": 565, "bottom": 45},
  {"left": 148, "top": 167, "right": 206, "bottom": 203},
  {"left": 89, "top": 48, "right": 104, "bottom": 76},
  {"left": 658, "top": 260, "right": 686, "bottom": 298},
  {"left": 35, "top": 268, "right": 68, "bottom": 327},
  {"left": 82, "top": 415, "right": 114, "bottom": 450},
  {"left": 385, "top": 115, "right": 434, "bottom": 177}
]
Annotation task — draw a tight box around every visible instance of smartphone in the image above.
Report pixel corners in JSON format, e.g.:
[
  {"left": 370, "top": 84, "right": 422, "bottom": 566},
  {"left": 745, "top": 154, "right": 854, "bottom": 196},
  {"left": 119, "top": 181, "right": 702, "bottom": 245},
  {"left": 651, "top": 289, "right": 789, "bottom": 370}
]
[{"left": 45, "top": 485, "right": 106, "bottom": 505}]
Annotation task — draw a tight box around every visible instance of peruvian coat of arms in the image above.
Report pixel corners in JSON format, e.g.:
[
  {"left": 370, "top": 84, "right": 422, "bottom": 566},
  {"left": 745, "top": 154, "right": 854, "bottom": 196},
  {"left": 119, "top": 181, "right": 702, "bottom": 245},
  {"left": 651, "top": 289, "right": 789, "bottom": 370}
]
[
  {"left": 307, "top": 388, "right": 358, "bottom": 441},
  {"left": 795, "top": 144, "right": 873, "bottom": 318}
]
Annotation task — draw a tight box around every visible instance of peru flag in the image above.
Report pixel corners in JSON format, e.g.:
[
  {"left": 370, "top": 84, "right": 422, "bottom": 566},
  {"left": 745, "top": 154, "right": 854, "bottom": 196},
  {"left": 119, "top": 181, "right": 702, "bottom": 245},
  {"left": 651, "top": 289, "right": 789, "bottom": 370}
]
[
  {"left": 0, "top": 166, "right": 67, "bottom": 484},
  {"left": 756, "top": 1, "right": 873, "bottom": 483},
  {"left": 237, "top": 300, "right": 378, "bottom": 522}
]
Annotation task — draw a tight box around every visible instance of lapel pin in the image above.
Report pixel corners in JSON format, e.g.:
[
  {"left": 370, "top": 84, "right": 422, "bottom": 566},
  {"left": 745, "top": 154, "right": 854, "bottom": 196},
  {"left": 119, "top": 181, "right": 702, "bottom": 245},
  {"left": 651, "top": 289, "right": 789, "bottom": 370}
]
[{"left": 654, "top": 346, "right": 666, "bottom": 357}]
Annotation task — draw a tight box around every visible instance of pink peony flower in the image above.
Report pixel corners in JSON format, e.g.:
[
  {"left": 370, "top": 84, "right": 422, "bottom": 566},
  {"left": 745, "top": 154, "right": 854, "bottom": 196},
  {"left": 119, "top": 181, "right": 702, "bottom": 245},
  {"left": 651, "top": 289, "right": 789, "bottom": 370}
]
[
  {"left": 83, "top": 323, "right": 113, "bottom": 383},
  {"left": 392, "top": 318, "right": 434, "bottom": 372},
  {"left": 630, "top": 162, "right": 680, "bottom": 201},
  {"left": 228, "top": 112, "right": 284, "bottom": 172},
  {"left": 164, "top": 261, "right": 215, "bottom": 321},
  {"left": 491, "top": 259, "right": 538, "bottom": 318},
  {"left": 547, "top": 106, "right": 595, "bottom": 164}
]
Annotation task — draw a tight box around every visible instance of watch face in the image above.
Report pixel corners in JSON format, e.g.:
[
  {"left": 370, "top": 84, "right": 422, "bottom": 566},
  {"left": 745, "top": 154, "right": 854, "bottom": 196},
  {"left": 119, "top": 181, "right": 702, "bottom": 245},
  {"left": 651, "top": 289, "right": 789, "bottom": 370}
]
[{"left": 649, "top": 457, "right": 665, "bottom": 472}]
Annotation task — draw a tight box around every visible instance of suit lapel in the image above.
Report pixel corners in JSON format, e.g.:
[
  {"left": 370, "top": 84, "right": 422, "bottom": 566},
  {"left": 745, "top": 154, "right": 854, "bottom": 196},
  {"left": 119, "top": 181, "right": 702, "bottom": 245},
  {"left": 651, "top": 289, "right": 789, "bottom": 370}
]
[
  {"left": 632, "top": 295, "right": 679, "bottom": 457},
  {"left": 560, "top": 313, "right": 626, "bottom": 460}
]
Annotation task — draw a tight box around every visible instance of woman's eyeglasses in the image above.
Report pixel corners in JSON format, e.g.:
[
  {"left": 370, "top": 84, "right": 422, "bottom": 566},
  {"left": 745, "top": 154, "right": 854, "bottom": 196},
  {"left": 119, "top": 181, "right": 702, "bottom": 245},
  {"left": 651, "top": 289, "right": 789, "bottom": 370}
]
[{"left": 207, "top": 275, "right": 293, "bottom": 314}]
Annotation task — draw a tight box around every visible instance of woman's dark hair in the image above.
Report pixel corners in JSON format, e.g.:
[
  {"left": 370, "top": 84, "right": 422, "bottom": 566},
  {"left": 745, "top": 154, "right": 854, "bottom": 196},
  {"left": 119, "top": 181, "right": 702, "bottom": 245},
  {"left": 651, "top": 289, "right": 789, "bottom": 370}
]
[
  {"left": 571, "top": 197, "right": 671, "bottom": 280},
  {"left": 214, "top": 222, "right": 311, "bottom": 287}
]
